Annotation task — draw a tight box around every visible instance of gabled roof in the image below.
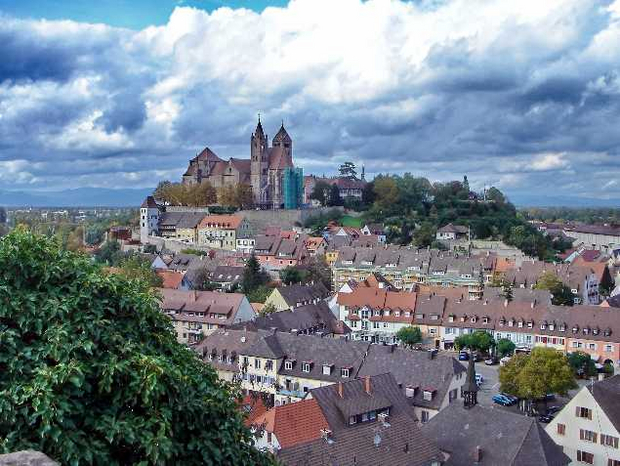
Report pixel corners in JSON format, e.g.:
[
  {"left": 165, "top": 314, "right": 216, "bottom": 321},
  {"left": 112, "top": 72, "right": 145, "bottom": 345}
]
[
  {"left": 423, "top": 404, "right": 569, "bottom": 465},
  {"left": 438, "top": 223, "right": 469, "bottom": 234},
  {"left": 252, "top": 398, "right": 328, "bottom": 449},
  {"left": 141, "top": 196, "right": 158, "bottom": 208},
  {"left": 156, "top": 270, "right": 184, "bottom": 289},
  {"left": 198, "top": 215, "right": 244, "bottom": 230},
  {"left": 276, "top": 282, "right": 330, "bottom": 307},
  {"left": 587, "top": 374, "right": 620, "bottom": 432}
]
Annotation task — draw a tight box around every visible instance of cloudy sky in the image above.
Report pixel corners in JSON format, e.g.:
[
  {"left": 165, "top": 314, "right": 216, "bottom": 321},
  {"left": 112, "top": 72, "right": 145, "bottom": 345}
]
[{"left": 1, "top": 0, "right": 620, "bottom": 205}]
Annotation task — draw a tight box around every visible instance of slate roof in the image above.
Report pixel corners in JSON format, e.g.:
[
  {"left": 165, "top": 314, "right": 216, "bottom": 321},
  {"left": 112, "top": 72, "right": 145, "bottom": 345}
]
[
  {"left": 423, "top": 403, "right": 569, "bottom": 465},
  {"left": 243, "top": 332, "right": 370, "bottom": 383},
  {"left": 196, "top": 328, "right": 268, "bottom": 372},
  {"left": 278, "top": 374, "right": 443, "bottom": 466},
  {"left": 587, "top": 374, "right": 620, "bottom": 432},
  {"left": 159, "top": 289, "right": 248, "bottom": 327},
  {"left": 357, "top": 345, "right": 465, "bottom": 410},
  {"left": 276, "top": 282, "right": 330, "bottom": 307},
  {"left": 141, "top": 196, "right": 158, "bottom": 208},
  {"left": 230, "top": 302, "right": 349, "bottom": 336}
]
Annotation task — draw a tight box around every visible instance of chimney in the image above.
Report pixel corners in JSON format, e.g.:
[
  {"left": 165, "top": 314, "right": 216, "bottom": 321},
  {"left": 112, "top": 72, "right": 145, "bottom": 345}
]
[
  {"left": 473, "top": 446, "right": 482, "bottom": 463},
  {"left": 365, "top": 376, "right": 371, "bottom": 395},
  {"left": 338, "top": 382, "right": 344, "bottom": 398}
]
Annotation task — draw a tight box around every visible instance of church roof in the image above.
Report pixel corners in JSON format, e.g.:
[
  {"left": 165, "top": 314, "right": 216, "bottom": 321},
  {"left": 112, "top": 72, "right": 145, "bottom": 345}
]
[
  {"left": 268, "top": 146, "right": 293, "bottom": 170},
  {"left": 195, "top": 147, "right": 223, "bottom": 163},
  {"left": 273, "top": 123, "right": 291, "bottom": 143}
]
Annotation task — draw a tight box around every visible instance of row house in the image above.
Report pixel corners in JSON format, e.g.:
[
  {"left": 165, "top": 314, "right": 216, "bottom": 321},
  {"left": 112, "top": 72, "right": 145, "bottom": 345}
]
[
  {"left": 157, "top": 211, "right": 206, "bottom": 242},
  {"left": 332, "top": 246, "right": 495, "bottom": 293},
  {"left": 197, "top": 330, "right": 466, "bottom": 421},
  {"left": 504, "top": 260, "right": 602, "bottom": 305},
  {"left": 337, "top": 285, "right": 417, "bottom": 344},
  {"left": 197, "top": 215, "right": 252, "bottom": 251},
  {"left": 159, "top": 288, "right": 255, "bottom": 344},
  {"left": 253, "top": 234, "right": 308, "bottom": 270}
]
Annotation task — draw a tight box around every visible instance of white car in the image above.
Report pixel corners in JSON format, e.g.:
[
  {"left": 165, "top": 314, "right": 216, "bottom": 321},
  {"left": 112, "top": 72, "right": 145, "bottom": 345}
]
[{"left": 475, "top": 374, "right": 484, "bottom": 385}]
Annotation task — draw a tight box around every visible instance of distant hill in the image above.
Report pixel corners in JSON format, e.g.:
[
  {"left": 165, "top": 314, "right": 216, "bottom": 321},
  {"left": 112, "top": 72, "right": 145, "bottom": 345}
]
[
  {"left": 510, "top": 193, "right": 620, "bottom": 208},
  {"left": 0, "top": 187, "right": 154, "bottom": 207}
]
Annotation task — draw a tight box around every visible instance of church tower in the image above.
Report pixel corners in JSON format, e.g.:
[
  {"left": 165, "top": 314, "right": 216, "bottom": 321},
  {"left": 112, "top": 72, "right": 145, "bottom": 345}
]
[
  {"left": 251, "top": 115, "right": 269, "bottom": 205},
  {"left": 272, "top": 121, "right": 293, "bottom": 163},
  {"left": 463, "top": 355, "right": 479, "bottom": 409}
]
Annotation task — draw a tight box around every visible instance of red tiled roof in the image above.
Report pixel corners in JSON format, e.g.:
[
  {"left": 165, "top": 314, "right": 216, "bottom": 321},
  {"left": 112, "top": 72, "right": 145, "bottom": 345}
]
[
  {"left": 252, "top": 398, "right": 329, "bottom": 449},
  {"left": 240, "top": 395, "right": 268, "bottom": 427},
  {"left": 157, "top": 270, "right": 184, "bottom": 289},
  {"left": 198, "top": 215, "right": 244, "bottom": 230}
]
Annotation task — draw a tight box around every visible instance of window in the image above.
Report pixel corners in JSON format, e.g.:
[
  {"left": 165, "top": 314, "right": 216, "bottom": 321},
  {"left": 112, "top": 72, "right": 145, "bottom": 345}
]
[
  {"left": 588, "top": 343, "right": 597, "bottom": 350},
  {"left": 421, "top": 410, "right": 429, "bottom": 423},
  {"left": 267, "top": 432, "right": 272, "bottom": 443},
  {"left": 557, "top": 424, "right": 566, "bottom": 436},
  {"left": 341, "top": 367, "right": 350, "bottom": 378},
  {"left": 302, "top": 362, "right": 311, "bottom": 373},
  {"left": 423, "top": 390, "right": 434, "bottom": 401},
  {"left": 601, "top": 434, "right": 619, "bottom": 449},
  {"left": 576, "top": 406, "right": 593, "bottom": 420},
  {"left": 580, "top": 429, "right": 598, "bottom": 443},
  {"left": 608, "top": 460, "right": 620, "bottom": 466},
  {"left": 577, "top": 450, "right": 594, "bottom": 464},
  {"left": 322, "top": 364, "right": 332, "bottom": 375},
  {"left": 606, "top": 345, "right": 614, "bottom": 352},
  {"left": 349, "top": 415, "right": 357, "bottom": 425},
  {"left": 265, "top": 360, "right": 273, "bottom": 371},
  {"left": 449, "top": 388, "right": 458, "bottom": 403}
]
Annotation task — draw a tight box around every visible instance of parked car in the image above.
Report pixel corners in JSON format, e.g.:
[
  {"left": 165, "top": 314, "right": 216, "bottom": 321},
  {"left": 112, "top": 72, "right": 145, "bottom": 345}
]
[
  {"left": 472, "top": 352, "right": 482, "bottom": 362},
  {"left": 538, "top": 414, "right": 554, "bottom": 423},
  {"left": 484, "top": 357, "right": 498, "bottom": 365},
  {"left": 492, "top": 394, "right": 513, "bottom": 406},
  {"left": 546, "top": 405, "right": 562, "bottom": 415},
  {"left": 500, "top": 356, "right": 511, "bottom": 366},
  {"left": 475, "top": 374, "right": 484, "bottom": 385},
  {"left": 500, "top": 393, "right": 518, "bottom": 405},
  {"left": 458, "top": 351, "right": 469, "bottom": 361}
]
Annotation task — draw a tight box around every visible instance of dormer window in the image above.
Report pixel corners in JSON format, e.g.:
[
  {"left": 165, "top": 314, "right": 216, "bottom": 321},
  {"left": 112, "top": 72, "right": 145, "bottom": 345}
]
[
  {"left": 423, "top": 389, "right": 436, "bottom": 401},
  {"left": 383, "top": 310, "right": 390, "bottom": 316},
  {"left": 540, "top": 322, "right": 547, "bottom": 330},
  {"left": 583, "top": 327, "right": 590, "bottom": 335},
  {"left": 415, "top": 314, "right": 424, "bottom": 320},
  {"left": 508, "top": 319, "right": 515, "bottom": 327},
  {"left": 604, "top": 328, "right": 612, "bottom": 337},
  {"left": 405, "top": 386, "right": 419, "bottom": 398},
  {"left": 559, "top": 324, "right": 566, "bottom": 332},
  {"left": 572, "top": 326, "right": 579, "bottom": 334},
  {"left": 499, "top": 318, "right": 506, "bottom": 326},
  {"left": 483, "top": 317, "right": 489, "bottom": 325},
  {"left": 322, "top": 364, "right": 333, "bottom": 375},
  {"left": 374, "top": 310, "right": 380, "bottom": 317},
  {"left": 448, "top": 315, "right": 455, "bottom": 323},
  {"left": 593, "top": 327, "right": 600, "bottom": 336},
  {"left": 549, "top": 323, "right": 555, "bottom": 331},
  {"left": 341, "top": 367, "right": 350, "bottom": 378},
  {"left": 395, "top": 311, "right": 401, "bottom": 317},
  {"left": 284, "top": 360, "right": 294, "bottom": 371},
  {"left": 460, "top": 316, "right": 467, "bottom": 322},
  {"left": 302, "top": 361, "right": 312, "bottom": 373}
]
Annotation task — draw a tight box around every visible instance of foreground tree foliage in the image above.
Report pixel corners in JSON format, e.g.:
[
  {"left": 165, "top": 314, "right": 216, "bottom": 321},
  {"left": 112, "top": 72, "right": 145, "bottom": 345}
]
[{"left": 0, "top": 230, "right": 276, "bottom": 466}]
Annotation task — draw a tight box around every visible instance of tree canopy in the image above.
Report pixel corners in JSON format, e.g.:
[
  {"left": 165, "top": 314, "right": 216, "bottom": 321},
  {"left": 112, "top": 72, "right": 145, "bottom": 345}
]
[
  {"left": 454, "top": 331, "right": 495, "bottom": 353},
  {"left": 395, "top": 326, "right": 422, "bottom": 348},
  {"left": 499, "top": 347, "right": 576, "bottom": 401},
  {"left": 534, "top": 271, "right": 577, "bottom": 306},
  {"left": 496, "top": 338, "right": 516, "bottom": 357},
  {"left": 154, "top": 181, "right": 217, "bottom": 207},
  {"left": 0, "top": 230, "right": 276, "bottom": 465}
]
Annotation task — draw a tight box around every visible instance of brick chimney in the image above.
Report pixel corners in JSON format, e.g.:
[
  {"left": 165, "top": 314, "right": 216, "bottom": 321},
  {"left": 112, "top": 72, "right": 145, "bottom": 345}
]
[
  {"left": 365, "top": 376, "right": 371, "bottom": 395},
  {"left": 338, "top": 382, "right": 344, "bottom": 398}
]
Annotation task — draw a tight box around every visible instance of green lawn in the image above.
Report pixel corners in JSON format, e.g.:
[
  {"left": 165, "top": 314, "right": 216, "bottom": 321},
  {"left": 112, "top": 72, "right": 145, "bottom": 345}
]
[{"left": 340, "top": 215, "right": 363, "bottom": 228}]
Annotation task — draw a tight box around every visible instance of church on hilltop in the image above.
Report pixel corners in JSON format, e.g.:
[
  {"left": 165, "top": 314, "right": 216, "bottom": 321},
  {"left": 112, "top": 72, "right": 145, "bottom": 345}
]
[{"left": 182, "top": 117, "right": 300, "bottom": 209}]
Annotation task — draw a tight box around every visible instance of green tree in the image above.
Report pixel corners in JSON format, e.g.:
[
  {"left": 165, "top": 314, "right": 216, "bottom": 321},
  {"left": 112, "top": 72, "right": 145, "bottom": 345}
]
[
  {"left": 241, "top": 253, "right": 268, "bottom": 295},
  {"left": 496, "top": 338, "right": 516, "bottom": 357},
  {"left": 280, "top": 266, "right": 306, "bottom": 285},
  {"left": 338, "top": 161, "right": 357, "bottom": 178},
  {"left": 499, "top": 347, "right": 576, "bottom": 409},
  {"left": 567, "top": 351, "right": 598, "bottom": 378},
  {"left": 303, "top": 256, "right": 333, "bottom": 290},
  {"left": 328, "top": 184, "right": 343, "bottom": 207},
  {"left": 413, "top": 222, "right": 436, "bottom": 248},
  {"left": 502, "top": 280, "right": 514, "bottom": 302},
  {"left": 486, "top": 186, "right": 506, "bottom": 204},
  {"left": 94, "top": 239, "right": 122, "bottom": 265},
  {"left": 455, "top": 331, "right": 495, "bottom": 354},
  {"left": 116, "top": 253, "right": 164, "bottom": 288},
  {"left": 599, "top": 266, "right": 615, "bottom": 297},
  {"left": 373, "top": 176, "right": 399, "bottom": 212},
  {"left": 310, "top": 181, "right": 331, "bottom": 206},
  {"left": 0, "top": 230, "right": 276, "bottom": 465},
  {"left": 535, "top": 271, "right": 576, "bottom": 306},
  {"left": 395, "top": 326, "right": 423, "bottom": 348},
  {"left": 259, "top": 303, "right": 278, "bottom": 316}
]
